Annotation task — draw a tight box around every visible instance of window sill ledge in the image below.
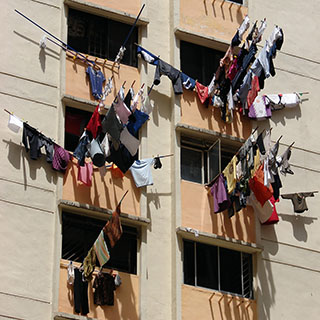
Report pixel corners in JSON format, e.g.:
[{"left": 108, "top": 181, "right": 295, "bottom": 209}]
[
  {"left": 177, "top": 226, "right": 263, "bottom": 253},
  {"left": 54, "top": 312, "right": 97, "bottom": 320},
  {"left": 59, "top": 199, "right": 151, "bottom": 226},
  {"left": 65, "top": 0, "right": 149, "bottom": 26},
  {"left": 176, "top": 123, "right": 246, "bottom": 144}
]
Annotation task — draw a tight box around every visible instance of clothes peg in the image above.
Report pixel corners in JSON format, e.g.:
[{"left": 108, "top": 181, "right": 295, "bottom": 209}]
[
  {"left": 122, "top": 80, "right": 126, "bottom": 88},
  {"left": 95, "top": 57, "right": 98, "bottom": 63},
  {"left": 141, "top": 83, "right": 145, "bottom": 89},
  {"left": 131, "top": 80, "right": 136, "bottom": 88},
  {"left": 73, "top": 54, "right": 77, "bottom": 61},
  {"left": 104, "top": 59, "right": 108, "bottom": 65}
]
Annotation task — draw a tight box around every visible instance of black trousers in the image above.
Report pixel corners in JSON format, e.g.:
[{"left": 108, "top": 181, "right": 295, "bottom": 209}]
[{"left": 74, "top": 268, "right": 89, "bottom": 315}]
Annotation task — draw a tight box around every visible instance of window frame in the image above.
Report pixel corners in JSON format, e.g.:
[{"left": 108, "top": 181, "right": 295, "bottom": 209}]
[
  {"left": 180, "top": 135, "right": 239, "bottom": 185},
  {"left": 61, "top": 210, "right": 140, "bottom": 275},
  {"left": 182, "top": 239, "right": 254, "bottom": 299}
]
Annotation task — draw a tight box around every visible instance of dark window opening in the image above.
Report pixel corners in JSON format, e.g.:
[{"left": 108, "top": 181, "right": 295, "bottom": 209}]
[
  {"left": 180, "top": 41, "right": 225, "bottom": 85},
  {"left": 183, "top": 240, "right": 253, "bottom": 299},
  {"left": 68, "top": 8, "right": 138, "bottom": 67},
  {"left": 180, "top": 136, "right": 240, "bottom": 184},
  {"left": 62, "top": 211, "right": 138, "bottom": 274}
]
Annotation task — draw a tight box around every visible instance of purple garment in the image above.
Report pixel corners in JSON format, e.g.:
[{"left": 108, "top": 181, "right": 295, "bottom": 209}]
[
  {"left": 248, "top": 95, "right": 272, "bottom": 120},
  {"left": 210, "top": 174, "right": 231, "bottom": 213},
  {"left": 52, "top": 144, "right": 71, "bottom": 173}
]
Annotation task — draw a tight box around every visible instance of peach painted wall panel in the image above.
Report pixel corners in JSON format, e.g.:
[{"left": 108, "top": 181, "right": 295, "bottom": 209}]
[
  {"left": 86, "top": 0, "right": 141, "bottom": 16},
  {"left": 182, "top": 285, "right": 257, "bottom": 320},
  {"left": 65, "top": 56, "right": 140, "bottom": 105},
  {"left": 63, "top": 158, "right": 141, "bottom": 216},
  {"left": 180, "top": 0, "right": 248, "bottom": 42},
  {"left": 181, "top": 180, "right": 256, "bottom": 243},
  {"left": 59, "top": 260, "right": 139, "bottom": 320},
  {"left": 181, "top": 89, "right": 252, "bottom": 140}
]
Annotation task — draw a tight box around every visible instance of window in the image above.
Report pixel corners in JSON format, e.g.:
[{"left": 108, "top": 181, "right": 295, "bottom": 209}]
[
  {"left": 64, "top": 106, "right": 95, "bottom": 151},
  {"left": 180, "top": 41, "right": 225, "bottom": 85},
  {"left": 68, "top": 8, "right": 138, "bottom": 67},
  {"left": 183, "top": 240, "right": 253, "bottom": 299},
  {"left": 62, "top": 211, "right": 138, "bottom": 274},
  {"left": 180, "top": 136, "right": 240, "bottom": 184}
]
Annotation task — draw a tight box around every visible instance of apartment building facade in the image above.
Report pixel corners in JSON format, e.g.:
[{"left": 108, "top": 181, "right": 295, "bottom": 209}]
[{"left": 1, "top": 0, "right": 320, "bottom": 319}]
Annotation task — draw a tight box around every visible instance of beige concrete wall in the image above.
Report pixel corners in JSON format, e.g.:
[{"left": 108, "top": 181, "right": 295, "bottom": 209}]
[
  {"left": 62, "top": 158, "right": 141, "bottom": 216},
  {"left": 0, "top": 1, "right": 63, "bottom": 319},
  {"left": 180, "top": 0, "right": 247, "bottom": 42},
  {"left": 248, "top": 0, "right": 320, "bottom": 319},
  {"left": 182, "top": 285, "right": 257, "bottom": 320}
]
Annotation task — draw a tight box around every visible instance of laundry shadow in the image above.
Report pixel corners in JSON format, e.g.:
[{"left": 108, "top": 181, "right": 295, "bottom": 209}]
[
  {"left": 268, "top": 104, "right": 302, "bottom": 127},
  {"left": 278, "top": 212, "right": 317, "bottom": 242}
]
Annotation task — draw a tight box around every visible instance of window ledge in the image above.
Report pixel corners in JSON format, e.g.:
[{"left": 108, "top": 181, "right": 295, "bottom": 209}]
[
  {"left": 177, "top": 226, "right": 263, "bottom": 253},
  {"left": 175, "top": 27, "right": 230, "bottom": 52},
  {"left": 176, "top": 123, "right": 246, "bottom": 144},
  {"left": 62, "top": 94, "right": 101, "bottom": 111},
  {"left": 65, "top": 0, "right": 149, "bottom": 26},
  {"left": 54, "top": 312, "right": 97, "bottom": 320},
  {"left": 59, "top": 199, "right": 151, "bottom": 226}
]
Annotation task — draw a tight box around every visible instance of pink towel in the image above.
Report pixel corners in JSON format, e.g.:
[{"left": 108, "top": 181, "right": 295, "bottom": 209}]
[{"left": 77, "top": 162, "right": 93, "bottom": 186}]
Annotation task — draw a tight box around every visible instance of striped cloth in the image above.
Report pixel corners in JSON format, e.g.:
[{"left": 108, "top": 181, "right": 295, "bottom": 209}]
[{"left": 93, "top": 230, "right": 110, "bottom": 267}]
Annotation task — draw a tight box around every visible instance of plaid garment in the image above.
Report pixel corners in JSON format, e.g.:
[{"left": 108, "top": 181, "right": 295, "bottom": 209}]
[{"left": 94, "top": 230, "right": 110, "bottom": 267}]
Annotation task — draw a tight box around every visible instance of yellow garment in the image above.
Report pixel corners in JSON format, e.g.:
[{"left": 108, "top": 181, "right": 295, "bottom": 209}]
[
  {"left": 223, "top": 155, "right": 237, "bottom": 193},
  {"left": 251, "top": 149, "right": 261, "bottom": 176},
  {"left": 83, "top": 247, "right": 96, "bottom": 281}
]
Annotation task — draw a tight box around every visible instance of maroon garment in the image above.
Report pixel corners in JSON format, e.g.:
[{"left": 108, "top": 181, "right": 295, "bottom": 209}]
[
  {"left": 93, "top": 272, "right": 116, "bottom": 306},
  {"left": 52, "top": 144, "right": 71, "bottom": 173},
  {"left": 103, "top": 204, "right": 123, "bottom": 248},
  {"left": 247, "top": 75, "right": 260, "bottom": 107},
  {"left": 86, "top": 105, "right": 102, "bottom": 139},
  {"left": 210, "top": 174, "right": 231, "bottom": 213},
  {"left": 195, "top": 81, "right": 209, "bottom": 104},
  {"left": 227, "top": 57, "right": 239, "bottom": 81}
]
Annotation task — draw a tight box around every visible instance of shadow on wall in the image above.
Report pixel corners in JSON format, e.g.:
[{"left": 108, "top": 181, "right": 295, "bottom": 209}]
[
  {"left": 3, "top": 139, "right": 58, "bottom": 186},
  {"left": 278, "top": 212, "right": 317, "bottom": 242},
  {"left": 208, "top": 0, "right": 245, "bottom": 25},
  {"left": 268, "top": 104, "right": 302, "bottom": 127},
  {"left": 257, "top": 225, "right": 278, "bottom": 320}
]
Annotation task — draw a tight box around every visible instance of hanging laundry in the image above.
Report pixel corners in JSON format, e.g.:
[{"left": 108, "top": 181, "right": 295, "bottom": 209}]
[
  {"left": 208, "top": 75, "right": 217, "bottom": 96},
  {"left": 237, "top": 71, "right": 252, "bottom": 110},
  {"left": 67, "top": 261, "right": 75, "bottom": 285},
  {"left": 22, "top": 123, "right": 42, "bottom": 160},
  {"left": 103, "top": 204, "right": 123, "bottom": 248},
  {"left": 262, "top": 196, "right": 279, "bottom": 225},
  {"left": 83, "top": 247, "right": 96, "bottom": 281},
  {"left": 140, "top": 95, "right": 153, "bottom": 115},
  {"left": 129, "top": 158, "right": 155, "bottom": 187},
  {"left": 222, "top": 155, "right": 237, "bottom": 193},
  {"left": 256, "top": 131, "right": 266, "bottom": 155},
  {"left": 265, "top": 93, "right": 301, "bottom": 111},
  {"left": 8, "top": 114, "right": 23, "bottom": 133},
  {"left": 74, "top": 268, "right": 89, "bottom": 315},
  {"left": 195, "top": 81, "right": 209, "bottom": 105},
  {"left": 227, "top": 57, "right": 239, "bottom": 81},
  {"left": 271, "top": 172, "right": 282, "bottom": 201},
  {"left": 210, "top": 174, "right": 230, "bottom": 213},
  {"left": 52, "top": 144, "right": 71, "bottom": 173},
  {"left": 238, "top": 134, "right": 255, "bottom": 178},
  {"left": 93, "top": 230, "right": 110, "bottom": 267},
  {"left": 181, "top": 72, "right": 196, "bottom": 90},
  {"left": 106, "top": 143, "right": 136, "bottom": 174},
  {"left": 248, "top": 164, "right": 273, "bottom": 207},
  {"left": 114, "top": 93, "right": 132, "bottom": 124},
  {"left": 110, "top": 163, "right": 124, "bottom": 179},
  {"left": 124, "top": 88, "right": 134, "bottom": 112},
  {"left": 101, "top": 77, "right": 113, "bottom": 101},
  {"left": 100, "top": 133, "right": 110, "bottom": 158},
  {"left": 137, "top": 45, "right": 159, "bottom": 65},
  {"left": 277, "top": 145, "right": 294, "bottom": 176},
  {"left": 87, "top": 138, "right": 105, "bottom": 167},
  {"left": 101, "top": 105, "right": 123, "bottom": 142},
  {"left": 77, "top": 161, "right": 93, "bottom": 186},
  {"left": 247, "top": 75, "right": 260, "bottom": 107},
  {"left": 153, "top": 156, "right": 162, "bottom": 169},
  {"left": 86, "top": 105, "right": 102, "bottom": 139},
  {"left": 281, "top": 192, "right": 315, "bottom": 213},
  {"left": 126, "top": 109, "right": 149, "bottom": 138},
  {"left": 247, "top": 193, "right": 273, "bottom": 224},
  {"left": 93, "top": 272, "right": 116, "bottom": 306},
  {"left": 228, "top": 183, "right": 245, "bottom": 218},
  {"left": 120, "top": 127, "right": 140, "bottom": 156},
  {"left": 86, "top": 66, "right": 106, "bottom": 100},
  {"left": 248, "top": 95, "right": 272, "bottom": 120},
  {"left": 268, "top": 137, "right": 281, "bottom": 176},
  {"left": 131, "top": 87, "right": 144, "bottom": 112},
  {"left": 73, "top": 132, "right": 90, "bottom": 166},
  {"left": 153, "top": 59, "right": 183, "bottom": 95}
]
